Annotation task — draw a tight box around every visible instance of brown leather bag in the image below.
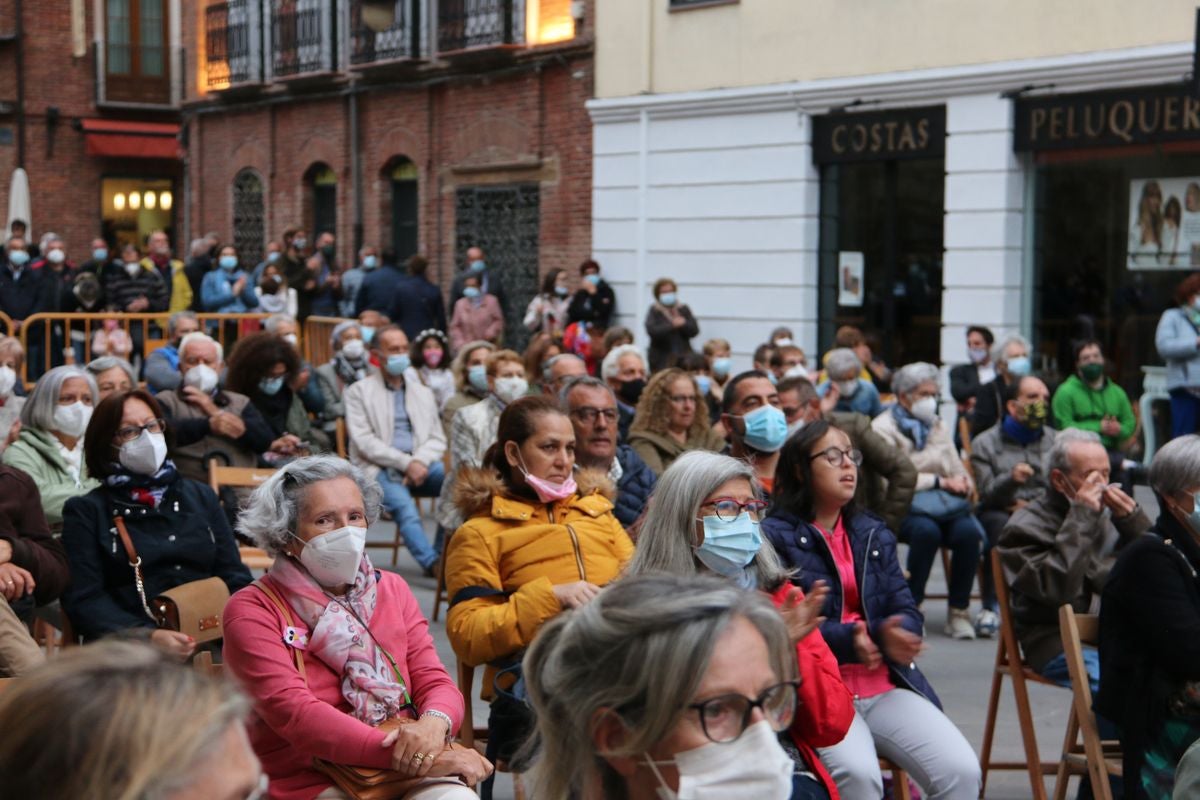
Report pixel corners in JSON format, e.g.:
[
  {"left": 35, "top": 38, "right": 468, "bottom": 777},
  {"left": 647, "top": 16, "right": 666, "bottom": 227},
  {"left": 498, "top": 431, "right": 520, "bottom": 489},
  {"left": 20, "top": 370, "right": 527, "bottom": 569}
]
[
  {"left": 115, "top": 516, "right": 230, "bottom": 644},
  {"left": 253, "top": 579, "right": 479, "bottom": 800}
]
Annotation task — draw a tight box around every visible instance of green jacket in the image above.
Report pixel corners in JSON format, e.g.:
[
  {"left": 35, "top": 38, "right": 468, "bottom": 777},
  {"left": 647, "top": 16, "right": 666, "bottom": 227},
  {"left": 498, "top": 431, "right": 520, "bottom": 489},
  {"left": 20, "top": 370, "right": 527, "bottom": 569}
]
[
  {"left": 1050, "top": 374, "right": 1135, "bottom": 450},
  {"left": 1, "top": 426, "right": 99, "bottom": 528}
]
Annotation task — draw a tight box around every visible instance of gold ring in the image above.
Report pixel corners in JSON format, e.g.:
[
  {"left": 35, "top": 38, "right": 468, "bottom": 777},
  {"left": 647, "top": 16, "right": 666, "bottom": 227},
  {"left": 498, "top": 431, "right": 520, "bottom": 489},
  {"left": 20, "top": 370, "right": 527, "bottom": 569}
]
[
  {"left": 423, "top": 754, "right": 436, "bottom": 761},
  {"left": 412, "top": 753, "right": 425, "bottom": 761}
]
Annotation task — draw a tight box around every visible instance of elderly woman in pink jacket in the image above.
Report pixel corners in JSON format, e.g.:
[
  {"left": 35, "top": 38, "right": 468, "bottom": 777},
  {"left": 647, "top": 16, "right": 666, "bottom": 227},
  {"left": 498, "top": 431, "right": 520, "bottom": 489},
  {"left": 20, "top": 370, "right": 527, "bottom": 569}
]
[
  {"left": 222, "top": 455, "right": 491, "bottom": 800},
  {"left": 449, "top": 273, "right": 504, "bottom": 351}
]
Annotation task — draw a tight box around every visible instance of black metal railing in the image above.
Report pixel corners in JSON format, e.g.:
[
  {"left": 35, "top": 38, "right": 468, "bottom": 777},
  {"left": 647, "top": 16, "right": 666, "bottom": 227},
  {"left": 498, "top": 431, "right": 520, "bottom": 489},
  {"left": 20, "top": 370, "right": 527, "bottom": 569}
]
[
  {"left": 350, "top": 0, "right": 422, "bottom": 64},
  {"left": 272, "top": 0, "right": 332, "bottom": 77},
  {"left": 437, "top": 0, "right": 523, "bottom": 53},
  {"left": 205, "top": 1, "right": 258, "bottom": 87}
]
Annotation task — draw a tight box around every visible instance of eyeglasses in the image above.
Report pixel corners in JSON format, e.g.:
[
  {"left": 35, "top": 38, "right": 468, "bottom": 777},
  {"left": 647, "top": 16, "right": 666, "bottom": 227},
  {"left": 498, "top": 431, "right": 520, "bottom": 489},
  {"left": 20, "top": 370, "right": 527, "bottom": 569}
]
[
  {"left": 570, "top": 406, "right": 618, "bottom": 424},
  {"left": 810, "top": 447, "right": 863, "bottom": 467},
  {"left": 114, "top": 418, "right": 166, "bottom": 444},
  {"left": 688, "top": 680, "right": 800, "bottom": 744},
  {"left": 701, "top": 497, "right": 769, "bottom": 522},
  {"left": 668, "top": 394, "right": 698, "bottom": 405}
]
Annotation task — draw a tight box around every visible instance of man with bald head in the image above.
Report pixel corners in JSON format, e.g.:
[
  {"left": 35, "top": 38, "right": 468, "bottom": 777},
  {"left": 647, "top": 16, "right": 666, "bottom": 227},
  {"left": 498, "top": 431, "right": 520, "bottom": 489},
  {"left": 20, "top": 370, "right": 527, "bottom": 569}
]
[
  {"left": 997, "top": 428, "right": 1150, "bottom": 686},
  {"left": 542, "top": 353, "right": 587, "bottom": 398},
  {"left": 449, "top": 246, "right": 507, "bottom": 313}
]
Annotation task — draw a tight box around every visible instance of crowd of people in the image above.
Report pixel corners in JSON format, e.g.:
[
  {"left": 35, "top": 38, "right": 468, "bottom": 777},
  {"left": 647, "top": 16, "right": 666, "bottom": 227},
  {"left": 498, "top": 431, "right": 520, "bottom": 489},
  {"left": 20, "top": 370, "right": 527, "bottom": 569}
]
[{"left": 1, "top": 229, "right": 1200, "bottom": 800}]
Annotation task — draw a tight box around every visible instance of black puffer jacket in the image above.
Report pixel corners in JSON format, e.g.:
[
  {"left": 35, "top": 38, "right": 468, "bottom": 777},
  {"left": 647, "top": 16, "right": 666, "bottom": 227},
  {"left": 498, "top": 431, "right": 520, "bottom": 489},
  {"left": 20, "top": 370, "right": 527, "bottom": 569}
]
[
  {"left": 61, "top": 476, "right": 252, "bottom": 641},
  {"left": 613, "top": 444, "right": 656, "bottom": 528}
]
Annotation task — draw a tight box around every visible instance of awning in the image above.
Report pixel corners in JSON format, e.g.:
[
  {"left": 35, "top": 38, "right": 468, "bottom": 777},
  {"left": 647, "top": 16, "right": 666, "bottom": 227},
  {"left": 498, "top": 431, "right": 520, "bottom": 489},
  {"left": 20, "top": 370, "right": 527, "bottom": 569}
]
[{"left": 81, "top": 119, "right": 181, "bottom": 160}]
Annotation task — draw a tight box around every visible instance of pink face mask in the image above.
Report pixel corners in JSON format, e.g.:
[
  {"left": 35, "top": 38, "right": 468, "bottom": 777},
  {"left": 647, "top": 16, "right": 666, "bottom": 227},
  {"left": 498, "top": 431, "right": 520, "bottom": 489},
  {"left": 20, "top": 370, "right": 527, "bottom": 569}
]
[
  {"left": 513, "top": 448, "right": 577, "bottom": 504},
  {"left": 425, "top": 349, "right": 444, "bottom": 368}
]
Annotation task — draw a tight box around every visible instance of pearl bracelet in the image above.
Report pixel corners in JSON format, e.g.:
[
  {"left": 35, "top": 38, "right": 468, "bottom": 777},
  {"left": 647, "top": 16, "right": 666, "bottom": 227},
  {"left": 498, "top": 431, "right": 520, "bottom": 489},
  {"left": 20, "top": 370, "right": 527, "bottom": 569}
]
[{"left": 421, "top": 709, "right": 453, "bottom": 741}]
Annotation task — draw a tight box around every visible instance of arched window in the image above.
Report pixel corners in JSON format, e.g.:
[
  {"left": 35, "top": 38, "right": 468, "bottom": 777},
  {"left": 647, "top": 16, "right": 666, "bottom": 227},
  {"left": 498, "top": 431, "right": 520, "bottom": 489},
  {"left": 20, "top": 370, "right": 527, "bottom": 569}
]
[
  {"left": 232, "top": 169, "right": 264, "bottom": 265},
  {"left": 390, "top": 158, "right": 418, "bottom": 261},
  {"left": 308, "top": 164, "right": 338, "bottom": 241}
]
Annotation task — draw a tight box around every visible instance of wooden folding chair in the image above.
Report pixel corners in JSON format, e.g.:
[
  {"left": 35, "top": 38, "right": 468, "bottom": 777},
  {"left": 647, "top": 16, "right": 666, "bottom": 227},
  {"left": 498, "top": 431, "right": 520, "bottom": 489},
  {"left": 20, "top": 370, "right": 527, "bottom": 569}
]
[
  {"left": 979, "top": 550, "right": 1064, "bottom": 800},
  {"left": 192, "top": 649, "right": 223, "bottom": 678},
  {"left": 1053, "top": 606, "right": 1122, "bottom": 800},
  {"left": 432, "top": 543, "right": 451, "bottom": 622},
  {"left": 31, "top": 607, "right": 77, "bottom": 657},
  {"left": 335, "top": 417, "right": 348, "bottom": 459},
  {"left": 208, "top": 463, "right": 277, "bottom": 570},
  {"left": 457, "top": 660, "right": 526, "bottom": 800},
  {"left": 879, "top": 757, "right": 913, "bottom": 800}
]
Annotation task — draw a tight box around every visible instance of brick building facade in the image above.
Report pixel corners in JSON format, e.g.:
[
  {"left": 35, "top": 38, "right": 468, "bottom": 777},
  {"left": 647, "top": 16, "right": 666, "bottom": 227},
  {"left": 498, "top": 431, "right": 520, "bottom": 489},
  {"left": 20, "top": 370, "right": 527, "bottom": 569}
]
[{"left": 183, "top": 0, "right": 595, "bottom": 346}]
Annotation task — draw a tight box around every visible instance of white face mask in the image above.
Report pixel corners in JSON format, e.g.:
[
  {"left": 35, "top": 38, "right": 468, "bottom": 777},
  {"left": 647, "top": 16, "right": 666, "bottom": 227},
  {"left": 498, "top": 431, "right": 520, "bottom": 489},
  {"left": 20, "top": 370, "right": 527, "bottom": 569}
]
[
  {"left": 294, "top": 526, "right": 367, "bottom": 587},
  {"left": 53, "top": 401, "right": 93, "bottom": 438},
  {"left": 124, "top": 261, "right": 141, "bottom": 278},
  {"left": 910, "top": 396, "right": 939, "bottom": 424},
  {"left": 645, "top": 720, "right": 793, "bottom": 800},
  {"left": 0, "top": 366, "right": 16, "bottom": 397},
  {"left": 493, "top": 376, "right": 529, "bottom": 404},
  {"left": 783, "top": 364, "right": 808, "bottom": 379},
  {"left": 283, "top": 333, "right": 299, "bottom": 348},
  {"left": 835, "top": 379, "right": 859, "bottom": 398},
  {"left": 341, "top": 338, "right": 365, "bottom": 360},
  {"left": 119, "top": 430, "right": 167, "bottom": 476},
  {"left": 786, "top": 418, "right": 806, "bottom": 439},
  {"left": 183, "top": 364, "right": 219, "bottom": 395}
]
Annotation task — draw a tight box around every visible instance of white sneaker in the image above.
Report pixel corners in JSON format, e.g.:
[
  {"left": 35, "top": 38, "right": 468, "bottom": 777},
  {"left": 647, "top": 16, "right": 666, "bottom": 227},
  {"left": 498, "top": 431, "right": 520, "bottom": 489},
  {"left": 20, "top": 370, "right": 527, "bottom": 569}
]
[
  {"left": 975, "top": 609, "right": 999, "bottom": 638},
  {"left": 944, "top": 608, "right": 976, "bottom": 640}
]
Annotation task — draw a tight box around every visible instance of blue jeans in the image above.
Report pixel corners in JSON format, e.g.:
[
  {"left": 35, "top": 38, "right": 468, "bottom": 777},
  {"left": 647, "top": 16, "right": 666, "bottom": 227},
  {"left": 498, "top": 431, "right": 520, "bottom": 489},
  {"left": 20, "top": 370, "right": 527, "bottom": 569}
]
[
  {"left": 899, "top": 513, "right": 984, "bottom": 609},
  {"left": 376, "top": 460, "right": 444, "bottom": 570},
  {"left": 1170, "top": 388, "right": 1200, "bottom": 439}
]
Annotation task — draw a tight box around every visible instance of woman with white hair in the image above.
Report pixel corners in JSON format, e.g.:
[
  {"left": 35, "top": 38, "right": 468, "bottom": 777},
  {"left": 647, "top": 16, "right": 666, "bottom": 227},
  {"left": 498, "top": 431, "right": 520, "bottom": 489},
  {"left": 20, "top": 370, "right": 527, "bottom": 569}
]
[
  {"left": 971, "top": 333, "right": 1032, "bottom": 437},
  {"left": 1, "top": 365, "right": 99, "bottom": 527},
  {"left": 223, "top": 455, "right": 489, "bottom": 800},
  {"left": 314, "top": 320, "right": 373, "bottom": 434},
  {"left": 625, "top": 450, "right": 854, "bottom": 800},
  {"left": 1098, "top": 434, "right": 1200, "bottom": 797},
  {"left": 817, "top": 348, "right": 883, "bottom": 418},
  {"left": 86, "top": 355, "right": 136, "bottom": 401},
  {"left": 522, "top": 572, "right": 798, "bottom": 799},
  {"left": 872, "top": 362, "right": 985, "bottom": 640}
]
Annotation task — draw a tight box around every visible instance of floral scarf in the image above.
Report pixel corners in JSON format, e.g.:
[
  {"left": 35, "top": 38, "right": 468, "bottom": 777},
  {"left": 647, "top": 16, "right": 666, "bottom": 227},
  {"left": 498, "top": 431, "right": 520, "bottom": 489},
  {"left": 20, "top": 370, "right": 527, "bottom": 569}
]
[{"left": 267, "top": 553, "right": 412, "bottom": 725}]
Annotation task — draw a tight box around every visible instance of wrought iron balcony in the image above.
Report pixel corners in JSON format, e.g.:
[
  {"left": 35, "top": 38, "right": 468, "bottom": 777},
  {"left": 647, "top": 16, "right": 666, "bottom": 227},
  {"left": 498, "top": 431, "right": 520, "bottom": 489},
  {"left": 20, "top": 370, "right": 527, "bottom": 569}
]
[
  {"left": 350, "top": 0, "right": 425, "bottom": 65},
  {"left": 269, "top": 0, "right": 336, "bottom": 79},
  {"left": 437, "top": 0, "right": 525, "bottom": 53},
  {"left": 205, "top": 0, "right": 263, "bottom": 88}
]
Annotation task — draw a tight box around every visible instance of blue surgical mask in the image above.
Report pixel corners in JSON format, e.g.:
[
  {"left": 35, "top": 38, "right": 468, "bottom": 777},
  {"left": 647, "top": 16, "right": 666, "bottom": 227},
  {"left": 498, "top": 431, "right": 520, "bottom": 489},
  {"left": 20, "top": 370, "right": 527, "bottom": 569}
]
[
  {"left": 554, "top": 285, "right": 569, "bottom": 297},
  {"left": 219, "top": 255, "right": 238, "bottom": 270},
  {"left": 1183, "top": 491, "right": 1200, "bottom": 535},
  {"left": 259, "top": 376, "right": 285, "bottom": 396},
  {"left": 469, "top": 259, "right": 486, "bottom": 274},
  {"left": 736, "top": 405, "right": 788, "bottom": 453},
  {"left": 584, "top": 274, "right": 601, "bottom": 286},
  {"left": 363, "top": 255, "right": 378, "bottom": 270},
  {"left": 267, "top": 251, "right": 281, "bottom": 264},
  {"left": 468, "top": 364, "right": 489, "bottom": 394},
  {"left": 1007, "top": 355, "right": 1032, "bottom": 378},
  {"left": 463, "top": 286, "right": 481, "bottom": 299},
  {"left": 386, "top": 354, "right": 410, "bottom": 376},
  {"left": 360, "top": 325, "right": 375, "bottom": 344},
  {"left": 697, "top": 512, "right": 763, "bottom": 569},
  {"left": 712, "top": 357, "right": 732, "bottom": 379},
  {"left": 93, "top": 247, "right": 108, "bottom": 262},
  {"left": 8, "top": 251, "right": 28, "bottom": 267},
  {"left": 695, "top": 375, "right": 712, "bottom": 396},
  {"left": 658, "top": 292, "right": 677, "bottom": 307}
]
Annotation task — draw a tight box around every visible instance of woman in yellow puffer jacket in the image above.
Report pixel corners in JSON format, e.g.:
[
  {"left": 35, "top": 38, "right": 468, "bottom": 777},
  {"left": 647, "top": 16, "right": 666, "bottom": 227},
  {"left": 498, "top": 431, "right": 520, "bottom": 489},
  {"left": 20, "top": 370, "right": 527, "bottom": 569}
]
[{"left": 445, "top": 395, "right": 633, "bottom": 770}]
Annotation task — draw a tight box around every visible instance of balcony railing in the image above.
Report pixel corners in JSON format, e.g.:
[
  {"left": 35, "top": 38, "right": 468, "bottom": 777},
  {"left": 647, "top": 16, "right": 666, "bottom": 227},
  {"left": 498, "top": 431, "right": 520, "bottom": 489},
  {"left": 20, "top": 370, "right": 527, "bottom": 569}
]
[
  {"left": 437, "top": 0, "right": 525, "bottom": 53},
  {"left": 269, "top": 0, "right": 336, "bottom": 78},
  {"left": 350, "top": 0, "right": 425, "bottom": 64},
  {"left": 206, "top": 0, "right": 263, "bottom": 88}
]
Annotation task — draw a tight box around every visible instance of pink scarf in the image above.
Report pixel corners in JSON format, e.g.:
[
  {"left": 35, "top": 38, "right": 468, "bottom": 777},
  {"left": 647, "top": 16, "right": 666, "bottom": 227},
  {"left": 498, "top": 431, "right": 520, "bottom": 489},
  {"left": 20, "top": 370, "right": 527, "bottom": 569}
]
[{"left": 267, "top": 555, "right": 412, "bottom": 725}]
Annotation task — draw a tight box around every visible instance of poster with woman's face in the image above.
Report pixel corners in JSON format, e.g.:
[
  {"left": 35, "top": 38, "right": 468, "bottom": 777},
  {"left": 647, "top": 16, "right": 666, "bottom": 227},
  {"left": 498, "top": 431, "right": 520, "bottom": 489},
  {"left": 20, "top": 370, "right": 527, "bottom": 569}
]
[{"left": 1128, "top": 177, "right": 1200, "bottom": 269}]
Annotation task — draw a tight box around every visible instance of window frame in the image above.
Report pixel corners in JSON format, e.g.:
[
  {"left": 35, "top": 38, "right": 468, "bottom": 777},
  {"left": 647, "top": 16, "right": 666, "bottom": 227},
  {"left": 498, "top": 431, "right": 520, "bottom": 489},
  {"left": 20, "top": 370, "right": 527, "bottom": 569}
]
[{"left": 102, "top": 0, "right": 174, "bottom": 106}]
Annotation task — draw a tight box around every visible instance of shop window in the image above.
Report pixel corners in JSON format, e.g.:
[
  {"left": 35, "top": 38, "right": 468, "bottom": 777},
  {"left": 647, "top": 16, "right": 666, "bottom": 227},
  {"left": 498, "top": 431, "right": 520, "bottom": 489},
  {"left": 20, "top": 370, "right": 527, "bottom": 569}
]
[
  {"left": 308, "top": 164, "right": 337, "bottom": 240},
  {"left": 101, "top": 178, "right": 175, "bottom": 253},
  {"left": 105, "top": 0, "right": 171, "bottom": 104},
  {"left": 232, "top": 170, "right": 265, "bottom": 265},
  {"left": 456, "top": 183, "right": 540, "bottom": 350},
  {"left": 390, "top": 158, "right": 419, "bottom": 262},
  {"left": 817, "top": 159, "right": 945, "bottom": 367},
  {"left": 1031, "top": 151, "right": 1200, "bottom": 400}
]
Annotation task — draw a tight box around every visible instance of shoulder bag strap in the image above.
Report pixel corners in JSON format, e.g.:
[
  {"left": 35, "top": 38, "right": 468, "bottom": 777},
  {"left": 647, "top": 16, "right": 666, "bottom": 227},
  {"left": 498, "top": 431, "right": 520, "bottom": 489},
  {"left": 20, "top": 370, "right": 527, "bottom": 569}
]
[
  {"left": 114, "top": 515, "right": 157, "bottom": 622},
  {"left": 253, "top": 577, "right": 307, "bottom": 683}
]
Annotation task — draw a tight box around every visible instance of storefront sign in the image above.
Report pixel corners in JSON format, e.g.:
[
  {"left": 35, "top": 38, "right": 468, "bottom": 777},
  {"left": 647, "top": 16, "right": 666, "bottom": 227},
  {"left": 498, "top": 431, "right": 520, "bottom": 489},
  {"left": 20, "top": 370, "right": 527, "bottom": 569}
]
[
  {"left": 838, "top": 252, "right": 865, "bottom": 306},
  {"left": 1014, "top": 85, "right": 1200, "bottom": 152},
  {"left": 812, "top": 106, "right": 946, "bottom": 164}
]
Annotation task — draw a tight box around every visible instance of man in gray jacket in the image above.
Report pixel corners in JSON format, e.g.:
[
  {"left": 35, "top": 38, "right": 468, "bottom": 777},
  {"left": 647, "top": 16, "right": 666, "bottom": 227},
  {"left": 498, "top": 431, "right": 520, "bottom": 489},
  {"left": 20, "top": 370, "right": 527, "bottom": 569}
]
[
  {"left": 997, "top": 428, "right": 1149, "bottom": 688},
  {"left": 970, "top": 375, "right": 1057, "bottom": 633}
]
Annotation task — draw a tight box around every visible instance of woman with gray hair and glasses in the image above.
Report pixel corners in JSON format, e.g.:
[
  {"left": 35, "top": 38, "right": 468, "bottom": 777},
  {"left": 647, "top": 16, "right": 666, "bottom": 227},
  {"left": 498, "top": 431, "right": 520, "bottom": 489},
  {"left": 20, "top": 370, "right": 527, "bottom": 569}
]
[
  {"left": 222, "top": 455, "right": 489, "bottom": 800},
  {"left": 86, "top": 355, "right": 136, "bottom": 401},
  {"left": 522, "top": 572, "right": 798, "bottom": 799},
  {"left": 1098, "top": 434, "right": 1200, "bottom": 796},
  {"left": 1, "top": 364, "right": 99, "bottom": 528},
  {"left": 626, "top": 450, "right": 852, "bottom": 799}
]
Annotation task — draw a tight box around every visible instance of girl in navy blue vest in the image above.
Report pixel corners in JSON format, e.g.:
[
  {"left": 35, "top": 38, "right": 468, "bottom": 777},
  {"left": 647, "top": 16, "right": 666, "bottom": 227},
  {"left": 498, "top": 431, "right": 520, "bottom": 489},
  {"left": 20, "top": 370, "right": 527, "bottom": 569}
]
[{"left": 762, "top": 419, "right": 980, "bottom": 800}]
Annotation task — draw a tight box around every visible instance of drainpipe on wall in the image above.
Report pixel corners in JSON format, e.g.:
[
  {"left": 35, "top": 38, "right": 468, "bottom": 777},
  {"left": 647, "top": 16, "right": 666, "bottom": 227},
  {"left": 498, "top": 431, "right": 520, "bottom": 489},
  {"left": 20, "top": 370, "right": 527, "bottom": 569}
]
[
  {"left": 349, "top": 82, "right": 363, "bottom": 258},
  {"left": 15, "top": 0, "right": 26, "bottom": 169}
]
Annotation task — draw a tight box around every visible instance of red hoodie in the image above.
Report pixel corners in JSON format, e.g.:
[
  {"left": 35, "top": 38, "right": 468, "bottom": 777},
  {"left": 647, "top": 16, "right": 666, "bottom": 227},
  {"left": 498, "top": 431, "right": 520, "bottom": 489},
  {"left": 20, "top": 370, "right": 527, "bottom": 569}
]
[{"left": 770, "top": 583, "right": 856, "bottom": 798}]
